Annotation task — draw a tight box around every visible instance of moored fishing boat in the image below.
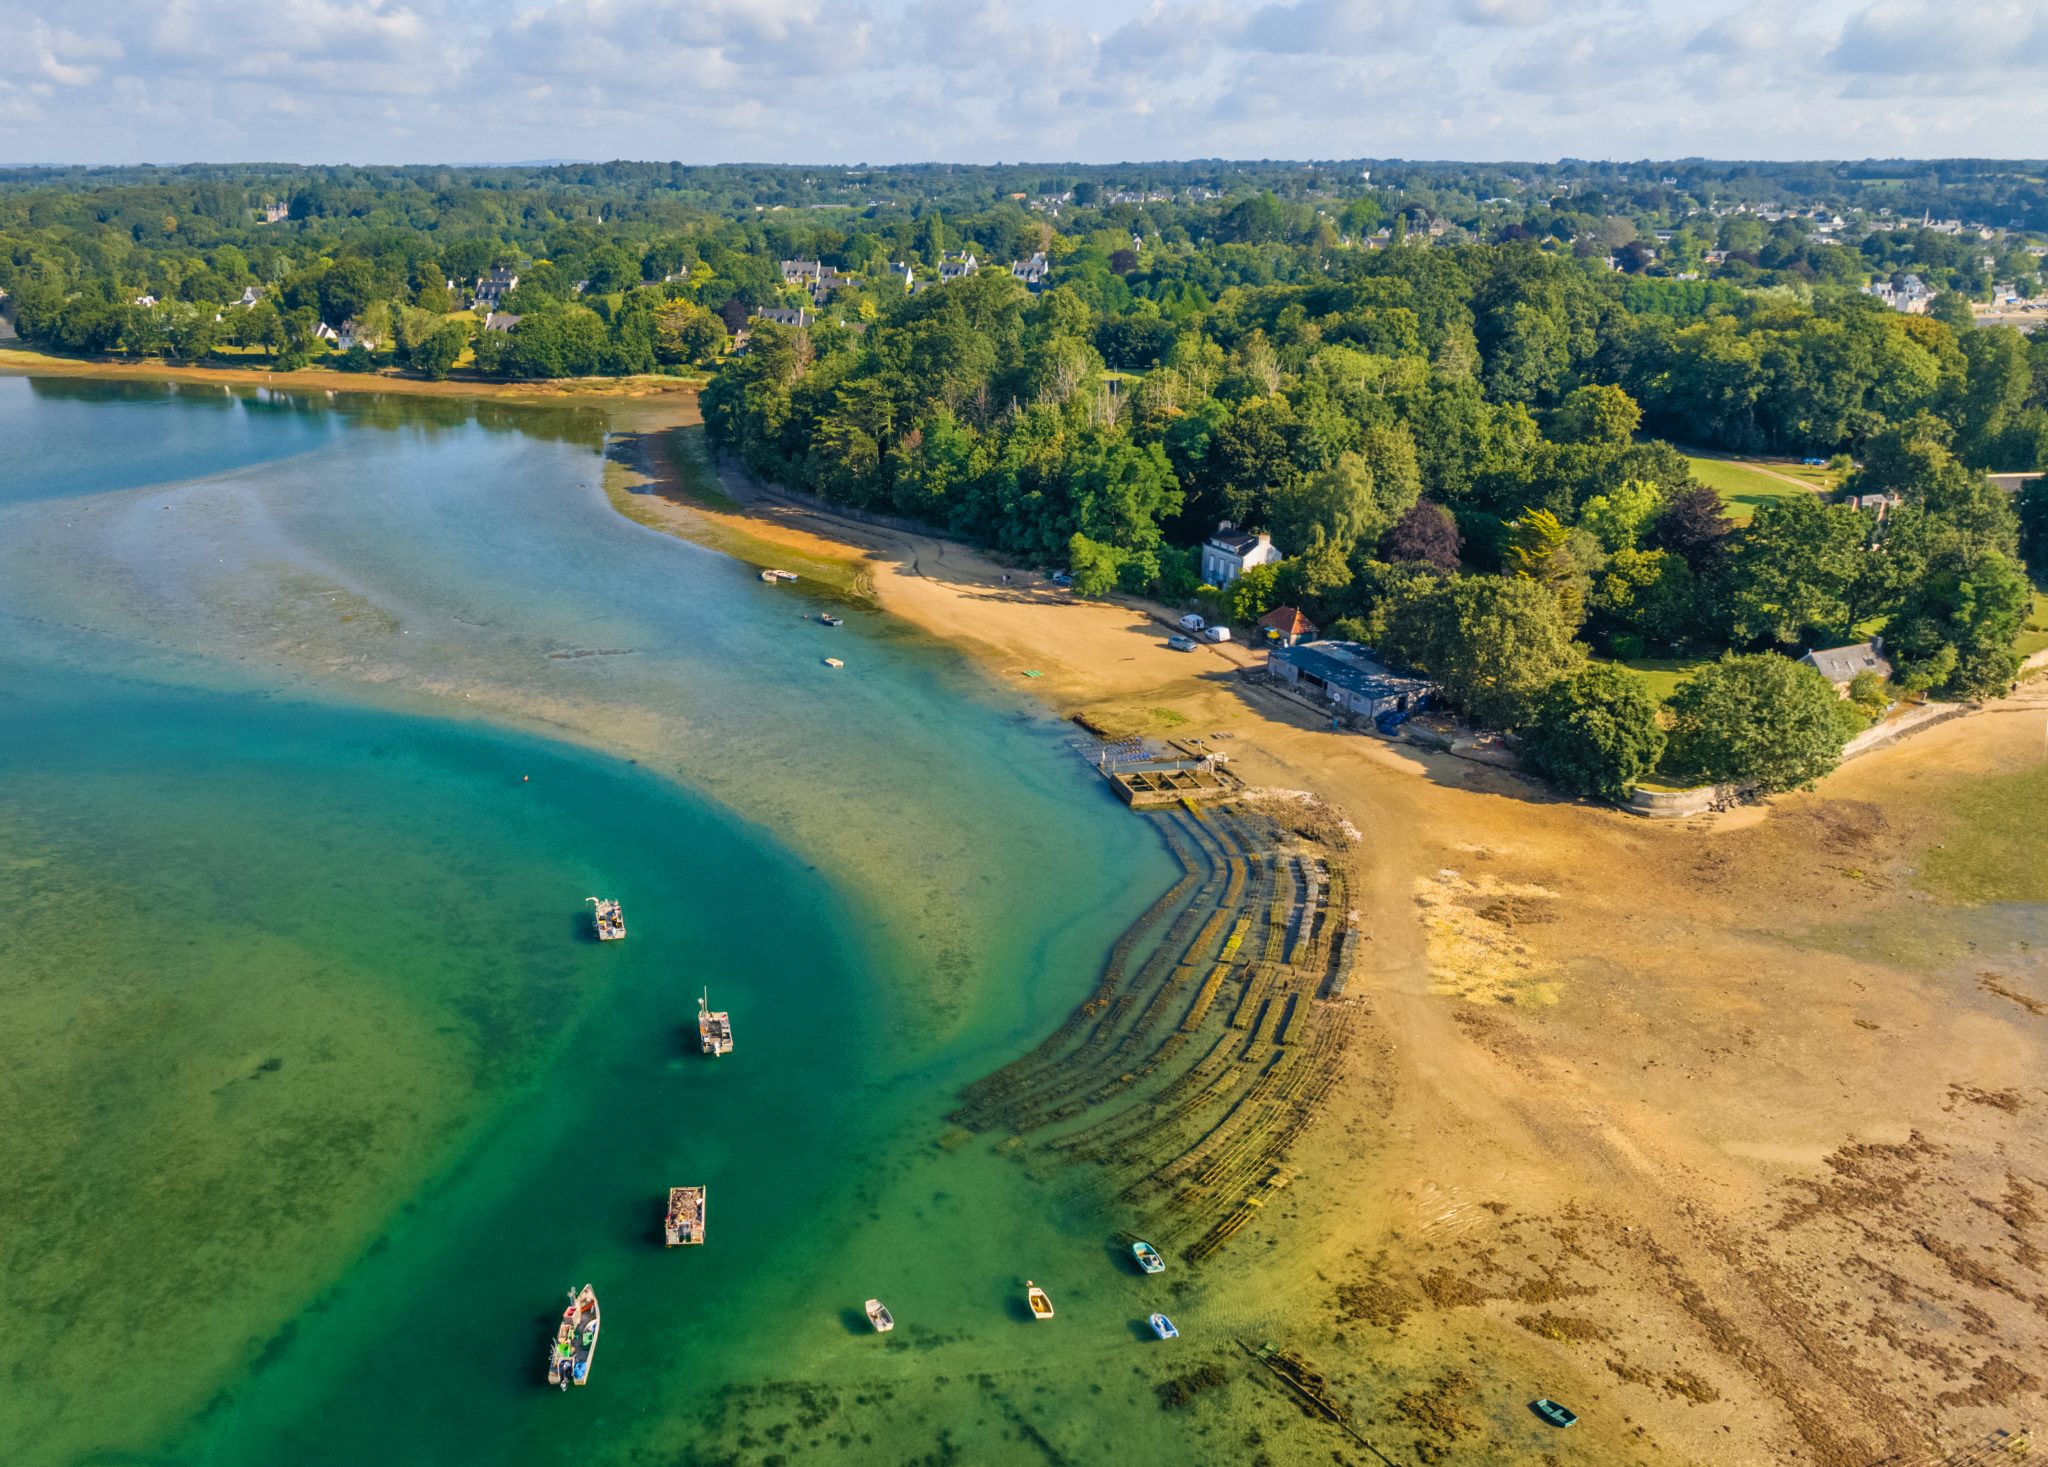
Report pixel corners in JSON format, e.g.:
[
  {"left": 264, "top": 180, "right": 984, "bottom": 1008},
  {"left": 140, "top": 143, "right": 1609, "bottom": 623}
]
[
  {"left": 546, "top": 1285, "right": 600, "bottom": 1389},
  {"left": 823, "top": 657, "right": 843, "bottom": 669},
  {"left": 1025, "top": 1281, "right": 1053, "bottom": 1320},
  {"left": 664, "top": 1185, "right": 706, "bottom": 1246},
  {"left": 865, "top": 1298, "right": 894, "bottom": 1333},
  {"left": 759, "top": 568, "right": 797, "bottom": 583},
  {"left": 1149, "top": 1313, "right": 1178, "bottom": 1340},
  {"left": 697, "top": 990, "right": 733, "bottom": 1057},
  {"left": 587, "top": 897, "right": 625, "bottom": 941},
  {"left": 1131, "top": 1240, "right": 1164, "bottom": 1275},
  {"left": 819, "top": 612, "right": 843, "bottom": 626}
]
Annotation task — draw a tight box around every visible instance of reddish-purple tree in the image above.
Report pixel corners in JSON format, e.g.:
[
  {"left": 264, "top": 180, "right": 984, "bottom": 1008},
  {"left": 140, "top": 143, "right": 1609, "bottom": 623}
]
[{"left": 1382, "top": 500, "right": 1462, "bottom": 570}]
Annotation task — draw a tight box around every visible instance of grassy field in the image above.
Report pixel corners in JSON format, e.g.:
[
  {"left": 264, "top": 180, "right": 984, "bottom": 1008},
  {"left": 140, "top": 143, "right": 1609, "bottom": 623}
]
[
  {"left": 1592, "top": 654, "right": 1713, "bottom": 704},
  {"left": 2021, "top": 585, "right": 2048, "bottom": 659},
  {"left": 1683, "top": 455, "right": 1817, "bottom": 522}
]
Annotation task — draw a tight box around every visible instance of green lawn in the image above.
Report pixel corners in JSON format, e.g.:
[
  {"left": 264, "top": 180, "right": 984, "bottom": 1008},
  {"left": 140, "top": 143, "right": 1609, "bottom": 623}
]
[
  {"left": 2020, "top": 586, "right": 2048, "bottom": 659},
  {"left": 1683, "top": 455, "right": 1815, "bottom": 522},
  {"left": 1593, "top": 654, "right": 1713, "bottom": 704}
]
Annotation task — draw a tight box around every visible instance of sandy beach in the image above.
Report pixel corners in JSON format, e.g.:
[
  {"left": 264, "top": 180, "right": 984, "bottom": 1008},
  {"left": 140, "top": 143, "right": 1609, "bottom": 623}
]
[
  {"left": 612, "top": 395, "right": 2048, "bottom": 1465},
  {"left": 0, "top": 345, "right": 703, "bottom": 403}
]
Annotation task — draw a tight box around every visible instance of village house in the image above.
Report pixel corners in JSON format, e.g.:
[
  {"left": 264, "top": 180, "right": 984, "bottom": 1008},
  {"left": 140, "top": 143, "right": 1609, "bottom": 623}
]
[
  {"left": 1009, "top": 252, "right": 1052, "bottom": 289},
  {"left": 1801, "top": 639, "right": 1892, "bottom": 691},
  {"left": 1200, "top": 522, "right": 1280, "bottom": 586},
  {"left": 336, "top": 319, "right": 378, "bottom": 351},
  {"left": 938, "top": 251, "right": 979, "bottom": 282},
  {"left": 483, "top": 312, "right": 520, "bottom": 333},
  {"left": 234, "top": 285, "right": 264, "bottom": 307},
  {"left": 1257, "top": 606, "right": 1319, "bottom": 647},
  {"left": 313, "top": 322, "right": 341, "bottom": 345},
  {"left": 1267, "top": 641, "right": 1433, "bottom": 724},
  {"left": 260, "top": 201, "right": 289, "bottom": 224},
  {"left": 471, "top": 267, "right": 519, "bottom": 312},
  {"left": 752, "top": 306, "right": 814, "bottom": 328}
]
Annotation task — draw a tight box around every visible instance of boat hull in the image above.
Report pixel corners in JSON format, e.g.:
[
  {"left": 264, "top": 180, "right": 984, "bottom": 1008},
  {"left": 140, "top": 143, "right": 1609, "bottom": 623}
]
[{"left": 547, "top": 1286, "right": 600, "bottom": 1389}]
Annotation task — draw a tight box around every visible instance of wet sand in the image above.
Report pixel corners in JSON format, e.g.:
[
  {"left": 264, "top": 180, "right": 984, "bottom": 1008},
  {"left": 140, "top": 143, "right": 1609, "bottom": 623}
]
[{"left": 612, "top": 397, "right": 2048, "bottom": 1465}]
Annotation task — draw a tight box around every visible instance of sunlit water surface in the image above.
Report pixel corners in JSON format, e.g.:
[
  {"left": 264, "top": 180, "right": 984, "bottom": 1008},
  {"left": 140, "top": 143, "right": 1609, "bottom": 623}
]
[{"left": 0, "top": 375, "right": 1246, "bottom": 1467}]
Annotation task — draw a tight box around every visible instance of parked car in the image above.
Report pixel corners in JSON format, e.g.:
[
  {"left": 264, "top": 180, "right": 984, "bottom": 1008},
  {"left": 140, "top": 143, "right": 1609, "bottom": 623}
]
[
  {"left": 1203, "top": 625, "right": 1232, "bottom": 643},
  {"left": 1167, "top": 633, "right": 1197, "bottom": 651},
  {"left": 1049, "top": 571, "right": 1073, "bottom": 587},
  {"left": 1177, "top": 613, "right": 1206, "bottom": 632}
]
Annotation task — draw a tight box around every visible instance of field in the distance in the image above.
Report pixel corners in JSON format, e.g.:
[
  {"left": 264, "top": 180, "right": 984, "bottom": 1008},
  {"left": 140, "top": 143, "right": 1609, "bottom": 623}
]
[{"left": 1683, "top": 453, "right": 1825, "bottom": 521}]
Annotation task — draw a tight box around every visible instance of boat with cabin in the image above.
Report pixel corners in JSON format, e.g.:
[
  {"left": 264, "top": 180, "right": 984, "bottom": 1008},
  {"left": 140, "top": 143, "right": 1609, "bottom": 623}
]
[
  {"left": 1149, "top": 1313, "right": 1178, "bottom": 1340},
  {"left": 1025, "top": 1281, "right": 1053, "bottom": 1320},
  {"left": 819, "top": 612, "right": 843, "bottom": 626},
  {"left": 865, "top": 1298, "right": 894, "bottom": 1333},
  {"left": 698, "top": 990, "right": 733, "bottom": 1057},
  {"left": 664, "top": 1185, "right": 706, "bottom": 1246},
  {"left": 587, "top": 897, "right": 625, "bottom": 941},
  {"left": 546, "top": 1285, "right": 600, "bottom": 1389},
  {"left": 760, "top": 568, "right": 798, "bottom": 583},
  {"left": 1131, "top": 1240, "right": 1164, "bottom": 1275}
]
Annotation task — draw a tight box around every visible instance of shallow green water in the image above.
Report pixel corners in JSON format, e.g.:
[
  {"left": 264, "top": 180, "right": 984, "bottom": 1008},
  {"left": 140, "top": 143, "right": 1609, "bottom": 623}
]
[{"left": 0, "top": 376, "right": 1251, "bottom": 1466}]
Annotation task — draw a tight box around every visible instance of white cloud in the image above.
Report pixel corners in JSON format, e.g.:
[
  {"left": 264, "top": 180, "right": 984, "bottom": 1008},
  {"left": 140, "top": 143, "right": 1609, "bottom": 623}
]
[{"left": 0, "top": 0, "right": 2040, "bottom": 164}]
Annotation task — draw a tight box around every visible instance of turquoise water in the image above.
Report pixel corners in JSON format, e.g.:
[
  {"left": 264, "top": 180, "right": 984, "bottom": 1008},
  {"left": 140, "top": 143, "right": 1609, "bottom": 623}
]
[{"left": 0, "top": 376, "right": 1211, "bottom": 1465}]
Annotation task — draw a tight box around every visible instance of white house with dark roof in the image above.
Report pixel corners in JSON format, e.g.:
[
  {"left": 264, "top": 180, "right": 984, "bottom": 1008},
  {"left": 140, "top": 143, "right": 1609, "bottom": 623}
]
[
  {"left": 1010, "top": 252, "right": 1052, "bottom": 289},
  {"left": 472, "top": 267, "right": 519, "bottom": 312},
  {"left": 1201, "top": 521, "right": 1280, "bottom": 586},
  {"left": 1801, "top": 639, "right": 1892, "bottom": 689},
  {"left": 938, "top": 252, "right": 980, "bottom": 282}
]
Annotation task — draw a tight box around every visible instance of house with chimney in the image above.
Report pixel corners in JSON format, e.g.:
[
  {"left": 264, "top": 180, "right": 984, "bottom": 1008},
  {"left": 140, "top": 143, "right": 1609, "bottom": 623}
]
[{"left": 1201, "top": 522, "right": 1280, "bottom": 586}]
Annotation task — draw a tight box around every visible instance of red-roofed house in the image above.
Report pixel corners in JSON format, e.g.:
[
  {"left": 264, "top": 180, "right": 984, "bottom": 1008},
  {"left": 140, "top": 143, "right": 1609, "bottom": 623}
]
[{"left": 1258, "top": 606, "right": 1319, "bottom": 647}]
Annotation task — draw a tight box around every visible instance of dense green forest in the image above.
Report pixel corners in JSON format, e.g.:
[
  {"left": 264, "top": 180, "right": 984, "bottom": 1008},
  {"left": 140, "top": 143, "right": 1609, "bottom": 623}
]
[{"left": 5, "top": 159, "right": 2046, "bottom": 795}]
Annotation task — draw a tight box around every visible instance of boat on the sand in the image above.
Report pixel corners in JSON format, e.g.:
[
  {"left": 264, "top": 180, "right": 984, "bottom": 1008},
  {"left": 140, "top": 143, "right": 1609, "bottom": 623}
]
[
  {"left": 1531, "top": 1398, "right": 1578, "bottom": 1428},
  {"left": 865, "top": 1298, "right": 894, "bottom": 1333},
  {"left": 1025, "top": 1281, "right": 1053, "bottom": 1320},
  {"left": 546, "top": 1285, "right": 600, "bottom": 1389}
]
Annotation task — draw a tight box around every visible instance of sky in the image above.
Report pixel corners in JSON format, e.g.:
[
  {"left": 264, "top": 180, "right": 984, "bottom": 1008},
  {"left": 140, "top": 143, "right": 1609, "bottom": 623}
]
[{"left": 2, "top": 0, "right": 2045, "bottom": 167}]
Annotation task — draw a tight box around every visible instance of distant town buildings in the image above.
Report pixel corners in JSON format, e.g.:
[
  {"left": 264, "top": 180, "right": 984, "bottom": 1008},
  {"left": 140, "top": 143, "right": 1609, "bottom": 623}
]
[{"left": 779, "top": 260, "right": 857, "bottom": 304}]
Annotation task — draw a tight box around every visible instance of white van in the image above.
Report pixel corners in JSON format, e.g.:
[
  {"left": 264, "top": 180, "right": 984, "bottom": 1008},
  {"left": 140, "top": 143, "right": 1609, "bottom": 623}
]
[
  {"left": 1178, "top": 613, "right": 1207, "bottom": 632},
  {"left": 1203, "top": 625, "right": 1232, "bottom": 643}
]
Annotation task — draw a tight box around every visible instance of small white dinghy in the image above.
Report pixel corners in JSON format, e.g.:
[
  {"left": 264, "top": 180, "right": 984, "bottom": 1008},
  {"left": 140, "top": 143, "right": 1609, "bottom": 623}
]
[
  {"left": 1149, "top": 1312, "right": 1178, "bottom": 1341},
  {"left": 1025, "top": 1281, "right": 1054, "bottom": 1321},
  {"left": 865, "top": 1298, "right": 894, "bottom": 1333}
]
